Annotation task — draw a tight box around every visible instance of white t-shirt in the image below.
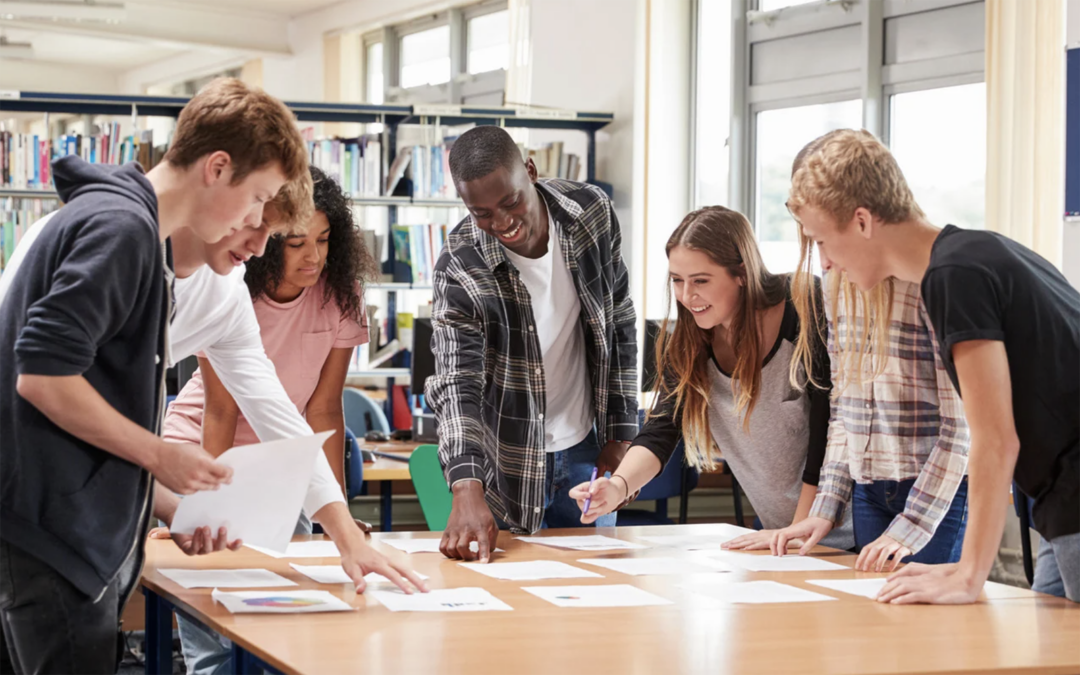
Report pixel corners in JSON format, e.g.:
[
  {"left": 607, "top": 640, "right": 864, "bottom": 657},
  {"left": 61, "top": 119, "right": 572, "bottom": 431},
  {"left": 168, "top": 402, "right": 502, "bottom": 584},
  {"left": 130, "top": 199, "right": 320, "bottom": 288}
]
[
  {"left": 503, "top": 211, "right": 594, "bottom": 452},
  {"left": 168, "top": 265, "right": 345, "bottom": 519}
]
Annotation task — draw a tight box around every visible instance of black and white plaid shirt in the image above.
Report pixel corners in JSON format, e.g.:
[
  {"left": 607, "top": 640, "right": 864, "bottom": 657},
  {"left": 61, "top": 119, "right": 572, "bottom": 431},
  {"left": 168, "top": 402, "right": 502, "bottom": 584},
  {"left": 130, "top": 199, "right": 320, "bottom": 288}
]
[{"left": 427, "top": 179, "right": 639, "bottom": 533}]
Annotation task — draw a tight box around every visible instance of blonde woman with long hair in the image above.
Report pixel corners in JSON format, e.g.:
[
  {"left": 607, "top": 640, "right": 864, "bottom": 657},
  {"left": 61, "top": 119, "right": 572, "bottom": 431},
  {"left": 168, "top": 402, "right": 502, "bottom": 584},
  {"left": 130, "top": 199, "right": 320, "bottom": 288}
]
[
  {"left": 770, "top": 131, "right": 971, "bottom": 574},
  {"left": 569, "top": 206, "right": 853, "bottom": 552}
]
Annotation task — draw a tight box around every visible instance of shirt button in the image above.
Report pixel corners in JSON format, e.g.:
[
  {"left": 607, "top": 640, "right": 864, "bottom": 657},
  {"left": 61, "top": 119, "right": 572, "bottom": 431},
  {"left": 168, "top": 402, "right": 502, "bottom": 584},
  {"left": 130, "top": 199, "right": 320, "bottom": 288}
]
[
  {"left": 537, "top": 461, "right": 544, "bottom": 468},
  {"left": 155, "top": 355, "right": 160, "bottom": 365},
  {"left": 534, "top": 507, "right": 541, "bottom": 514},
  {"left": 535, "top": 367, "right": 542, "bottom": 375},
  {"left": 865, "top": 403, "right": 871, "bottom": 409},
  {"left": 538, "top": 413, "right": 544, "bottom": 421},
  {"left": 528, "top": 326, "right": 535, "bottom": 332}
]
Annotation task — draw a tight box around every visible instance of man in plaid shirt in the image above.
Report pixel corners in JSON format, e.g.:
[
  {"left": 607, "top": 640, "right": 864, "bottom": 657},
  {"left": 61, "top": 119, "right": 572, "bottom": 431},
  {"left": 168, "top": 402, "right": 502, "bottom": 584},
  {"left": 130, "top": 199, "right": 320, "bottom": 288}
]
[{"left": 427, "top": 126, "right": 638, "bottom": 561}]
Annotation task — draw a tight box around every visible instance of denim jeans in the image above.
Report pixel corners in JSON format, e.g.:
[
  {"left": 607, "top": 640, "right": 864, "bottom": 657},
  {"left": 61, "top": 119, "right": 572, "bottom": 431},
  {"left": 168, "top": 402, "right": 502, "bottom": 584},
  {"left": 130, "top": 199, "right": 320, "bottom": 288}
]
[
  {"left": 540, "top": 430, "right": 617, "bottom": 529},
  {"left": 1032, "top": 532, "right": 1080, "bottom": 602},
  {"left": 177, "top": 512, "right": 312, "bottom": 675},
  {"left": 852, "top": 477, "right": 968, "bottom": 564}
]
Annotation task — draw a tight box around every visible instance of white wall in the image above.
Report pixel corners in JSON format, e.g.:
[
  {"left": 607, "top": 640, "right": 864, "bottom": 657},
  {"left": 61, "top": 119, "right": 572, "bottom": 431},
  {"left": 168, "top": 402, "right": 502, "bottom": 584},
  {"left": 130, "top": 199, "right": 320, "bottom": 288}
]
[
  {"left": 1, "top": 61, "right": 119, "bottom": 95},
  {"left": 1065, "top": 0, "right": 1080, "bottom": 289}
]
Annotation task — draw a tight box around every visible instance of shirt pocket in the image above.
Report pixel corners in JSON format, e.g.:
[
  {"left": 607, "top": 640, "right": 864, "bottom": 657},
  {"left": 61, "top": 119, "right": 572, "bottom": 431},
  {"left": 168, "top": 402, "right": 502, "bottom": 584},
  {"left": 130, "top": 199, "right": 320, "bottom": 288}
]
[{"left": 300, "top": 330, "right": 335, "bottom": 376}]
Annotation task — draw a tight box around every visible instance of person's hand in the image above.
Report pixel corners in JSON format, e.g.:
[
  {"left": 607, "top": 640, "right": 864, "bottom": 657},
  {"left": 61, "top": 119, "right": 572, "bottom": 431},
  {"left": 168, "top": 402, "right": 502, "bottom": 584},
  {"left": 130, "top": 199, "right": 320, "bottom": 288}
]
[
  {"left": 569, "top": 476, "right": 628, "bottom": 525},
  {"left": 769, "top": 516, "right": 834, "bottom": 556},
  {"left": 855, "top": 534, "right": 913, "bottom": 573},
  {"left": 354, "top": 518, "right": 373, "bottom": 534},
  {"left": 876, "top": 562, "right": 982, "bottom": 604},
  {"left": 149, "top": 441, "right": 233, "bottom": 495},
  {"left": 596, "top": 441, "right": 631, "bottom": 477},
  {"left": 152, "top": 525, "right": 243, "bottom": 556},
  {"left": 440, "top": 481, "right": 499, "bottom": 563},
  {"left": 723, "top": 529, "right": 803, "bottom": 551},
  {"left": 340, "top": 541, "right": 428, "bottom": 595}
]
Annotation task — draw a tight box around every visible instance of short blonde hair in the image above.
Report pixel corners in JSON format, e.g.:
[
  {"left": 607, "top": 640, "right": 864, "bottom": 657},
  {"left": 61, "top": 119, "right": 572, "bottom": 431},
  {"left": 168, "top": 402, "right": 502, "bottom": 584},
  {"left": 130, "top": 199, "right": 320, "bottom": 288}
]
[
  {"left": 264, "top": 172, "right": 314, "bottom": 234},
  {"left": 788, "top": 128, "right": 924, "bottom": 225}
]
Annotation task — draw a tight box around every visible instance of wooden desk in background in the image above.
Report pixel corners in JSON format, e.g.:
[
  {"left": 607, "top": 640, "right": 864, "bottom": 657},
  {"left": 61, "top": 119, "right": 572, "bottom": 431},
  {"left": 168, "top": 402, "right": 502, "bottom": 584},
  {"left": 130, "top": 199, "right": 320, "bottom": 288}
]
[
  {"left": 360, "top": 440, "right": 418, "bottom": 532},
  {"left": 140, "top": 524, "right": 1080, "bottom": 675}
]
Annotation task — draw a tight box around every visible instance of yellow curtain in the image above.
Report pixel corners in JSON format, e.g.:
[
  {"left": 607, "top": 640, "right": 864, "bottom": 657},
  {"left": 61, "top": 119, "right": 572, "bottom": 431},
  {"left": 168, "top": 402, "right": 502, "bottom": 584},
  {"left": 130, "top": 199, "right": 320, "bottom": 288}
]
[{"left": 985, "top": 0, "right": 1066, "bottom": 266}]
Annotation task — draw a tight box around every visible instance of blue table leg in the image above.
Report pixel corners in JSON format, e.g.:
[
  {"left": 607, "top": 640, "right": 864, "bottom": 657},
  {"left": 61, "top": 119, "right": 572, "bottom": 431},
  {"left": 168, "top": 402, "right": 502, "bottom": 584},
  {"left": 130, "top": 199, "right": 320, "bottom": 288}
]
[
  {"left": 231, "top": 642, "right": 261, "bottom": 674},
  {"left": 143, "top": 588, "right": 173, "bottom": 675},
  {"left": 381, "top": 480, "right": 393, "bottom": 532}
]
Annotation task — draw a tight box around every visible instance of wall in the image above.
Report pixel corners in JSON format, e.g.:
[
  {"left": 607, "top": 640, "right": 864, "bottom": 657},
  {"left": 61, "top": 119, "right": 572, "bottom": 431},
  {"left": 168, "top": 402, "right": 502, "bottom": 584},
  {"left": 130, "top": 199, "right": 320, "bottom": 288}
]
[
  {"left": 1, "top": 60, "right": 119, "bottom": 94},
  {"left": 1065, "top": 0, "right": 1080, "bottom": 288}
]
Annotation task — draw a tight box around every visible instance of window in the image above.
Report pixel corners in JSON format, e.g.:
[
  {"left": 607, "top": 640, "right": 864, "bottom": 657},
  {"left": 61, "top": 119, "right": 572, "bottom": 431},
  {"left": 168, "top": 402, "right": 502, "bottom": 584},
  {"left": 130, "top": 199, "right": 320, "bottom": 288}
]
[
  {"left": 693, "top": 0, "right": 731, "bottom": 209},
  {"left": 400, "top": 25, "right": 451, "bottom": 89},
  {"left": 467, "top": 9, "right": 509, "bottom": 75},
  {"left": 889, "top": 83, "right": 986, "bottom": 229},
  {"left": 366, "top": 41, "right": 384, "bottom": 104},
  {"left": 757, "top": 0, "right": 821, "bottom": 12},
  {"left": 754, "top": 99, "right": 862, "bottom": 273}
]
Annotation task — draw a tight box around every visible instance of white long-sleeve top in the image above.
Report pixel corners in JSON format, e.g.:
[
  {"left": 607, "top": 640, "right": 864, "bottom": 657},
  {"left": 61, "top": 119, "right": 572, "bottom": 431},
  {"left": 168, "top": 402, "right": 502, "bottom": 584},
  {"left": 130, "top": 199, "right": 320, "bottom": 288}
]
[{"left": 168, "top": 264, "right": 345, "bottom": 519}]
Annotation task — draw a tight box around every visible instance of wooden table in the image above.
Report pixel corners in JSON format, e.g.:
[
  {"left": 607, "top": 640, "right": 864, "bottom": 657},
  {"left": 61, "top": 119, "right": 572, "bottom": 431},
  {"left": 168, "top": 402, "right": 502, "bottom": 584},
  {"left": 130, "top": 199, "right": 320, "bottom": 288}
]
[
  {"left": 360, "top": 440, "right": 418, "bottom": 531},
  {"left": 140, "top": 524, "right": 1080, "bottom": 675}
]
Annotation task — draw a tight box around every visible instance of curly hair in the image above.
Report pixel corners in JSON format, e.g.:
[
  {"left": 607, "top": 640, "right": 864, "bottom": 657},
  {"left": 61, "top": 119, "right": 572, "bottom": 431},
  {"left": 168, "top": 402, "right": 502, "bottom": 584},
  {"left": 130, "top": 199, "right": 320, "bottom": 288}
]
[{"left": 245, "top": 166, "right": 379, "bottom": 321}]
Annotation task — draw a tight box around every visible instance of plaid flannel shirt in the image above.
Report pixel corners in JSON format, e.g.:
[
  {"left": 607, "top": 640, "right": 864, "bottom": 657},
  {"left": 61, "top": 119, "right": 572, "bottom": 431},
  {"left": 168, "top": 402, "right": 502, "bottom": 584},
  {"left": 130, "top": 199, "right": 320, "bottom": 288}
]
[
  {"left": 427, "top": 179, "right": 639, "bottom": 533},
  {"left": 809, "top": 278, "right": 970, "bottom": 552}
]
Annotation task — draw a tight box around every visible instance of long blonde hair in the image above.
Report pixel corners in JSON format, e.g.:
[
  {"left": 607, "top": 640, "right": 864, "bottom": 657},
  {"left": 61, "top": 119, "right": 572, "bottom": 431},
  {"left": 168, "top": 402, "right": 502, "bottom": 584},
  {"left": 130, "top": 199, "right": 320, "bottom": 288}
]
[
  {"left": 652, "top": 207, "right": 787, "bottom": 470},
  {"left": 788, "top": 129, "right": 921, "bottom": 394}
]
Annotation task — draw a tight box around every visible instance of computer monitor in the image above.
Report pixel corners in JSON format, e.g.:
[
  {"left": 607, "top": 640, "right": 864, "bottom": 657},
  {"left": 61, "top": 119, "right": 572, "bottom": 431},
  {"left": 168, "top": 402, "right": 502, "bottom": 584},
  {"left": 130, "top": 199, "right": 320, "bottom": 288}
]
[{"left": 411, "top": 317, "right": 436, "bottom": 396}]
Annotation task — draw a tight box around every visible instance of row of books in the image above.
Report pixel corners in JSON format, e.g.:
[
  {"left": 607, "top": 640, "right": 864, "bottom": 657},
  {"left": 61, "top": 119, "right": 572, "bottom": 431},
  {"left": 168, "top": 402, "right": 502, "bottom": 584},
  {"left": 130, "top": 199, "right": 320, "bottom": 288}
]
[
  {"left": 2, "top": 197, "right": 57, "bottom": 271},
  {"left": 525, "top": 141, "right": 582, "bottom": 181},
  {"left": 306, "top": 135, "right": 383, "bottom": 198},
  {"left": 387, "top": 142, "right": 457, "bottom": 200},
  {"left": 390, "top": 223, "right": 449, "bottom": 285},
  {"left": 1, "top": 127, "right": 156, "bottom": 190}
]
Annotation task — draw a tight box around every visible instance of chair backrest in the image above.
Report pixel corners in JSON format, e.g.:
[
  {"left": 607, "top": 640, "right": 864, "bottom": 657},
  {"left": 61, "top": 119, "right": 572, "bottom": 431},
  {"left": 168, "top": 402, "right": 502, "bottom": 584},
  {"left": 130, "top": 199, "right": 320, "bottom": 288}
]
[
  {"left": 342, "top": 388, "right": 391, "bottom": 436},
  {"left": 409, "top": 445, "right": 453, "bottom": 531},
  {"left": 344, "top": 427, "right": 364, "bottom": 500},
  {"left": 637, "top": 441, "right": 698, "bottom": 501}
]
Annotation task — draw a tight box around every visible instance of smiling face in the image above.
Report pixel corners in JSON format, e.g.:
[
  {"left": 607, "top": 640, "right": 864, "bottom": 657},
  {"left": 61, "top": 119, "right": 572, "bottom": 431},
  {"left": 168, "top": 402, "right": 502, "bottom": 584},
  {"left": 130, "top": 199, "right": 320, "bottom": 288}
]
[
  {"left": 456, "top": 159, "right": 547, "bottom": 257},
  {"left": 793, "top": 204, "right": 886, "bottom": 291},
  {"left": 279, "top": 211, "right": 330, "bottom": 290},
  {"left": 667, "top": 245, "right": 745, "bottom": 330}
]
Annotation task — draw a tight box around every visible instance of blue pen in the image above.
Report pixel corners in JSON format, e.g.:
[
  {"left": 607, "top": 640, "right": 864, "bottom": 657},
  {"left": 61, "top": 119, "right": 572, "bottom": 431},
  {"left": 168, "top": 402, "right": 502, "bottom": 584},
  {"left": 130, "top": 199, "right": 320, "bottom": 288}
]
[{"left": 582, "top": 467, "right": 599, "bottom": 515}]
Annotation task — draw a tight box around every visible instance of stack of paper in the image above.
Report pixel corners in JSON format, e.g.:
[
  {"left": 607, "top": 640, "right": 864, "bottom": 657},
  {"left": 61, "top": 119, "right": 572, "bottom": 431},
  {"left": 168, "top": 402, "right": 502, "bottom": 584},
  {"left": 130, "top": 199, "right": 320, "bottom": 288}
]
[
  {"left": 211, "top": 589, "right": 355, "bottom": 614},
  {"left": 523, "top": 585, "right": 673, "bottom": 608},
  {"left": 371, "top": 587, "right": 512, "bottom": 612},
  {"left": 516, "top": 535, "right": 646, "bottom": 551},
  {"left": 578, "top": 557, "right": 730, "bottom": 576},
  {"left": 246, "top": 541, "right": 341, "bottom": 559},
  {"left": 459, "top": 561, "right": 602, "bottom": 581},
  {"left": 289, "top": 563, "right": 430, "bottom": 586},
  {"left": 683, "top": 580, "right": 838, "bottom": 604},
  {"left": 160, "top": 569, "right": 296, "bottom": 589}
]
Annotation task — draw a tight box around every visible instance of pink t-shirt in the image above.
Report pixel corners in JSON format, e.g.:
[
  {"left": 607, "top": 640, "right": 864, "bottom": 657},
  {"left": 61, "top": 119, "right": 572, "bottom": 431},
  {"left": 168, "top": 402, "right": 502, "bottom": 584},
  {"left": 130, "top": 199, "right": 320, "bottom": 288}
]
[{"left": 164, "top": 277, "right": 368, "bottom": 446}]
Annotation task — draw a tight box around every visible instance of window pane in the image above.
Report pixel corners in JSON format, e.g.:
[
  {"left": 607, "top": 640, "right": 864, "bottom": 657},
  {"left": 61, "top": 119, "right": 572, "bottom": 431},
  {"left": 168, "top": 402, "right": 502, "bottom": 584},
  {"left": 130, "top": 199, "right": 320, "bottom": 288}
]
[
  {"left": 754, "top": 99, "right": 862, "bottom": 273},
  {"left": 890, "top": 83, "right": 986, "bottom": 229},
  {"left": 400, "top": 25, "right": 451, "bottom": 88},
  {"left": 366, "top": 42, "right": 384, "bottom": 105},
  {"left": 758, "top": 0, "right": 821, "bottom": 12},
  {"left": 468, "top": 10, "right": 509, "bottom": 75},
  {"left": 694, "top": 0, "right": 731, "bottom": 208}
]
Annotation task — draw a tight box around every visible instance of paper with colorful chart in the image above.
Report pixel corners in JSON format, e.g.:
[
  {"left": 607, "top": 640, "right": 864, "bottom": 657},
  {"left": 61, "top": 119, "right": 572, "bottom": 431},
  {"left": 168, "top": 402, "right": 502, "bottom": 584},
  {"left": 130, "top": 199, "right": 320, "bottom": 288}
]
[{"left": 211, "top": 588, "right": 355, "bottom": 614}]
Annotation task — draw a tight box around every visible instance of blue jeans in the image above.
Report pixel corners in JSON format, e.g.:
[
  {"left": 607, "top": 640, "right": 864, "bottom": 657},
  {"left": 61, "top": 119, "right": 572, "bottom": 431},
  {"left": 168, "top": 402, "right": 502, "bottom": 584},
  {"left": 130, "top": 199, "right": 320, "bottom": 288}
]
[
  {"left": 852, "top": 477, "right": 968, "bottom": 564},
  {"left": 1032, "top": 532, "right": 1080, "bottom": 602},
  {"left": 541, "top": 430, "right": 617, "bottom": 529},
  {"left": 176, "top": 512, "right": 312, "bottom": 675}
]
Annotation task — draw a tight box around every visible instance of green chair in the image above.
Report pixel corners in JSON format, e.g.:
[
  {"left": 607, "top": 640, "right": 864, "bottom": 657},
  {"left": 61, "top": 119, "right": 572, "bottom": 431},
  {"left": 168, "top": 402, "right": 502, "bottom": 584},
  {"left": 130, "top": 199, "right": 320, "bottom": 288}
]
[{"left": 409, "top": 444, "right": 453, "bottom": 531}]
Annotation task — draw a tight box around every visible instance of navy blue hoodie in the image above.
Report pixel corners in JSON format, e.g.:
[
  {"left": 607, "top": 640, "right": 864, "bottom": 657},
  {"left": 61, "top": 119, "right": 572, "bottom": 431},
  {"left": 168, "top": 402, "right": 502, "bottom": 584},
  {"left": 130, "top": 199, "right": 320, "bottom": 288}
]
[{"left": 0, "top": 156, "right": 169, "bottom": 599}]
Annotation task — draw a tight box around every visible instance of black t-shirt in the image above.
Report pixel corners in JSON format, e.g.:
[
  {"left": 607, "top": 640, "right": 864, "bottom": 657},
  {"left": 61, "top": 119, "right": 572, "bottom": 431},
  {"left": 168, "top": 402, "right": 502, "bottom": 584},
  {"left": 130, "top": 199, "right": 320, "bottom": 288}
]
[{"left": 921, "top": 225, "right": 1079, "bottom": 540}]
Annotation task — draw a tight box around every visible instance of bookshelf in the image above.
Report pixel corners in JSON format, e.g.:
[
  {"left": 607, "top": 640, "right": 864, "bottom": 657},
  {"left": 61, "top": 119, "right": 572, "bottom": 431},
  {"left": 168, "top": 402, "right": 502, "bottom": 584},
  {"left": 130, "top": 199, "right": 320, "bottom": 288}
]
[{"left": 1, "top": 92, "right": 613, "bottom": 424}]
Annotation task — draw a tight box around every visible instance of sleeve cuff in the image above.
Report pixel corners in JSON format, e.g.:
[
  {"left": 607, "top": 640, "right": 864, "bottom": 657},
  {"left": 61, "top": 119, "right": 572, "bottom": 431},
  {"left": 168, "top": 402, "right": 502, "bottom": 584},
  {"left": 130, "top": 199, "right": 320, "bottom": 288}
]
[
  {"left": 302, "top": 483, "right": 346, "bottom": 521},
  {"left": 809, "top": 492, "right": 847, "bottom": 524},
  {"left": 883, "top": 515, "right": 933, "bottom": 553},
  {"left": 445, "top": 455, "right": 486, "bottom": 486},
  {"left": 606, "top": 413, "right": 640, "bottom": 443}
]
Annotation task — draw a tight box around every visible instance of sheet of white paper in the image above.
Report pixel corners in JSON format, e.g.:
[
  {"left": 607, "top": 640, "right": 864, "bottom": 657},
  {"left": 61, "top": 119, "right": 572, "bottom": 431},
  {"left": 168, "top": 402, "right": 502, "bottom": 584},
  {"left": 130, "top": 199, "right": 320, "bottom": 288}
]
[
  {"left": 211, "top": 588, "right": 354, "bottom": 614},
  {"left": 578, "top": 557, "right": 729, "bottom": 576},
  {"left": 638, "top": 525, "right": 757, "bottom": 550},
  {"left": 159, "top": 568, "right": 297, "bottom": 590},
  {"left": 685, "top": 580, "right": 838, "bottom": 604},
  {"left": 523, "top": 585, "right": 673, "bottom": 608},
  {"left": 288, "top": 564, "right": 430, "bottom": 586},
  {"left": 459, "top": 560, "right": 602, "bottom": 581},
  {"left": 516, "top": 535, "right": 646, "bottom": 551},
  {"left": 706, "top": 551, "right": 849, "bottom": 572},
  {"left": 371, "top": 587, "right": 513, "bottom": 612},
  {"left": 172, "top": 431, "right": 333, "bottom": 553},
  {"left": 246, "top": 540, "right": 341, "bottom": 559},
  {"left": 381, "top": 539, "right": 504, "bottom": 554},
  {"left": 806, "top": 578, "right": 887, "bottom": 599}
]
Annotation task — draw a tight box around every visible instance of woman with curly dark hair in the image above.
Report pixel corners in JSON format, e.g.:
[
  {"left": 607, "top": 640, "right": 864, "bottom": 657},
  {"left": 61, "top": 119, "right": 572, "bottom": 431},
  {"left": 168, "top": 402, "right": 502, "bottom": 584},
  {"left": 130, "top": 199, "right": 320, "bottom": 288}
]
[{"left": 164, "top": 166, "right": 378, "bottom": 498}]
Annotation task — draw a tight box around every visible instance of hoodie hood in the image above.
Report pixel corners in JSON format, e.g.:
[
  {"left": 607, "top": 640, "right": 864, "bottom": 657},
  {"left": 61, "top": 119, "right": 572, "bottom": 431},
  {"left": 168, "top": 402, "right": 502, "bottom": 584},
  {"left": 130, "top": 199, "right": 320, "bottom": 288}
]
[{"left": 52, "top": 155, "right": 158, "bottom": 220}]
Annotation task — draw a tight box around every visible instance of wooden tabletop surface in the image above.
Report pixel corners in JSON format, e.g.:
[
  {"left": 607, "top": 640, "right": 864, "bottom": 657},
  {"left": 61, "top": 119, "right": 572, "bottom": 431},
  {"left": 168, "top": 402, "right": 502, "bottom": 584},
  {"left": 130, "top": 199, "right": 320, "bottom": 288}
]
[
  {"left": 141, "top": 524, "right": 1080, "bottom": 675},
  {"left": 360, "top": 440, "right": 420, "bottom": 481}
]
